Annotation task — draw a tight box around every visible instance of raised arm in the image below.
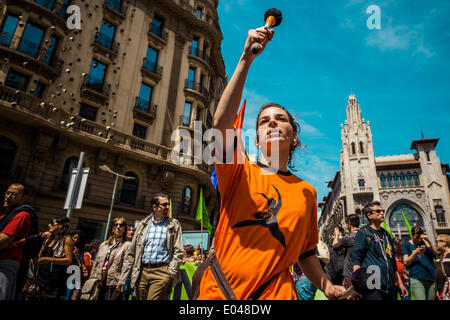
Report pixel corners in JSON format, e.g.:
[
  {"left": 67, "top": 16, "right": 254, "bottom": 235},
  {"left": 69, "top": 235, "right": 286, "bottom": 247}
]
[{"left": 214, "top": 27, "right": 274, "bottom": 139}]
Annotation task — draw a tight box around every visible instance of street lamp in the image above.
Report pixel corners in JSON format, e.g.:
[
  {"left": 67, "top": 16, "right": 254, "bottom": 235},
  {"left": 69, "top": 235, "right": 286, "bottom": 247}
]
[{"left": 100, "top": 164, "right": 136, "bottom": 241}]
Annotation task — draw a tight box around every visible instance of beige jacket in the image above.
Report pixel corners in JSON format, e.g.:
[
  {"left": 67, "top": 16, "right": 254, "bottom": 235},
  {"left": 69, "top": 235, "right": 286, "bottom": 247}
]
[
  {"left": 88, "top": 240, "right": 131, "bottom": 287},
  {"left": 118, "top": 214, "right": 184, "bottom": 288}
]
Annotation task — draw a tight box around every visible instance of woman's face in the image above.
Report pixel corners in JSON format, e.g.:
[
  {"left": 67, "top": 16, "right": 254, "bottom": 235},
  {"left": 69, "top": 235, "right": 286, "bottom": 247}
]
[
  {"left": 127, "top": 227, "right": 135, "bottom": 240},
  {"left": 113, "top": 219, "right": 126, "bottom": 238},
  {"left": 436, "top": 238, "right": 447, "bottom": 251},
  {"left": 48, "top": 220, "right": 61, "bottom": 234},
  {"left": 72, "top": 234, "right": 80, "bottom": 244},
  {"left": 257, "top": 107, "right": 296, "bottom": 158}
]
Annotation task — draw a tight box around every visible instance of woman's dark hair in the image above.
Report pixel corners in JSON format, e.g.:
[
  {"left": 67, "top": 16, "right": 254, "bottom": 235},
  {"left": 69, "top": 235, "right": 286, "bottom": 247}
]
[
  {"left": 184, "top": 244, "right": 195, "bottom": 256},
  {"left": 50, "top": 217, "right": 71, "bottom": 236},
  {"left": 108, "top": 217, "right": 128, "bottom": 242},
  {"left": 255, "top": 103, "right": 303, "bottom": 170},
  {"left": 411, "top": 226, "right": 424, "bottom": 237},
  {"left": 71, "top": 229, "right": 86, "bottom": 251}
]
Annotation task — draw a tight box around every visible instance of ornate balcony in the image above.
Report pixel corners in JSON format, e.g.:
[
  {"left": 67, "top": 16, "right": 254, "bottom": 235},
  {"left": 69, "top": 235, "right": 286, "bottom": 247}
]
[
  {"left": 92, "top": 32, "right": 120, "bottom": 59},
  {"left": 103, "top": 0, "right": 127, "bottom": 20},
  {"left": 133, "top": 97, "right": 157, "bottom": 124},
  {"left": 184, "top": 79, "right": 209, "bottom": 103},
  {"left": 80, "top": 75, "right": 110, "bottom": 105},
  {"left": 148, "top": 23, "right": 168, "bottom": 47},
  {"left": 141, "top": 58, "right": 163, "bottom": 83},
  {"left": 0, "top": 32, "right": 63, "bottom": 79},
  {"left": 188, "top": 46, "right": 211, "bottom": 68},
  {"left": 7, "top": 0, "right": 68, "bottom": 31}
]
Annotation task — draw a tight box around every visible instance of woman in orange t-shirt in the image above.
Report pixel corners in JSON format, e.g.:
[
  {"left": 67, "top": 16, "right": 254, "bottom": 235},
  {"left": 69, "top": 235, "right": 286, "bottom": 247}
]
[{"left": 195, "top": 26, "right": 346, "bottom": 300}]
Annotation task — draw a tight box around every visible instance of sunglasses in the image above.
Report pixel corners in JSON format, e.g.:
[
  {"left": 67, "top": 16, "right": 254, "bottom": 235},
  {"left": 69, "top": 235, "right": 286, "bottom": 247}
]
[
  {"left": 113, "top": 223, "right": 125, "bottom": 228},
  {"left": 158, "top": 203, "right": 170, "bottom": 208},
  {"left": 372, "top": 209, "right": 385, "bottom": 214}
]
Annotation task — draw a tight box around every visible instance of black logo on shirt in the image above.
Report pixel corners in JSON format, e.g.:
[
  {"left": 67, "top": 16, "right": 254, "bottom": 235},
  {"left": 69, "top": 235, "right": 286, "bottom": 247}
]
[{"left": 232, "top": 185, "right": 286, "bottom": 248}]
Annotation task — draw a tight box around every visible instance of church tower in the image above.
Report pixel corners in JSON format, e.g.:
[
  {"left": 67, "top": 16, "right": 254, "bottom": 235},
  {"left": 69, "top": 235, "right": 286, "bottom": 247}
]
[{"left": 340, "top": 95, "right": 380, "bottom": 219}]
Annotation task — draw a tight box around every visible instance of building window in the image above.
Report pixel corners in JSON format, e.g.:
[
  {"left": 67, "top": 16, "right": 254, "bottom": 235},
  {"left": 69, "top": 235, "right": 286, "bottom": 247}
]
[
  {"left": 413, "top": 172, "right": 419, "bottom": 186},
  {"left": 35, "top": 0, "right": 55, "bottom": 11},
  {"left": 0, "top": 135, "right": 17, "bottom": 178},
  {"left": 136, "top": 83, "right": 153, "bottom": 112},
  {"left": 181, "top": 186, "right": 192, "bottom": 215},
  {"left": 192, "top": 36, "right": 199, "bottom": 55},
  {"left": 435, "top": 205, "right": 446, "bottom": 223},
  {"left": 400, "top": 172, "right": 406, "bottom": 187},
  {"left": 59, "top": 157, "right": 79, "bottom": 191},
  {"left": 106, "top": 0, "right": 122, "bottom": 12},
  {"left": 406, "top": 172, "right": 412, "bottom": 186},
  {"left": 132, "top": 123, "right": 147, "bottom": 139},
  {"left": 97, "top": 20, "right": 116, "bottom": 50},
  {"left": 87, "top": 59, "right": 107, "bottom": 91},
  {"left": 17, "top": 22, "right": 45, "bottom": 58},
  {"left": 120, "top": 172, "right": 138, "bottom": 205},
  {"left": 59, "top": 0, "right": 71, "bottom": 19},
  {"left": 195, "top": 7, "right": 203, "bottom": 19},
  {"left": 426, "top": 151, "right": 430, "bottom": 161},
  {"left": 144, "top": 46, "right": 158, "bottom": 73},
  {"left": 150, "top": 15, "right": 163, "bottom": 37},
  {"left": 386, "top": 173, "right": 392, "bottom": 187},
  {"left": 351, "top": 142, "right": 356, "bottom": 155},
  {"left": 79, "top": 103, "right": 98, "bottom": 121},
  {"left": 393, "top": 173, "right": 399, "bottom": 187},
  {"left": 187, "top": 67, "right": 195, "bottom": 89},
  {"left": 44, "top": 35, "right": 59, "bottom": 65},
  {"left": 358, "top": 179, "right": 365, "bottom": 188},
  {"left": 34, "top": 82, "right": 46, "bottom": 98},
  {"left": 5, "top": 70, "right": 30, "bottom": 91},
  {"left": 380, "top": 174, "right": 386, "bottom": 188},
  {"left": 0, "top": 15, "right": 19, "bottom": 47},
  {"left": 389, "top": 204, "right": 424, "bottom": 229},
  {"left": 183, "top": 102, "right": 192, "bottom": 126},
  {"left": 360, "top": 141, "right": 364, "bottom": 153}
]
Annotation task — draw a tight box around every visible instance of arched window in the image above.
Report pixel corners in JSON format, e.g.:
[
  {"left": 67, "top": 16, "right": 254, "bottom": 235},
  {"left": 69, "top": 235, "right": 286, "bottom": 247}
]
[
  {"left": 351, "top": 142, "right": 356, "bottom": 155},
  {"left": 386, "top": 174, "right": 392, "bottom": 187},
  {"left": 0, "top": 136, "right": 17, "bottom": 177},
  {"left": 389, "top": 203, "right": 424, "bottom": 229},
  {"left": 59, "top": 157, "right": 79, "bottom": 191},
  {"left": 120, "top": 172, "right": 138, "bottom": 205},
  {"left": 360, "top": 141, "right": 364, "bottom": 154},
  {"left": 406, "top": 172, "right": 412, "bottom": 186},
  {"left": 400, "top": 172, "right": 406, "bottom": 187},
  {"left": 393, "top": 173, "right": 399, "bottom": 187},
  {"left": 413, "top": 172, "right": 419, "bottom": 186},
  {"left": 380, "top": 174, "right": 386, "bottom": 188},
  {"left": 181, "top": 186, "right": 192, "bottom": 216}
]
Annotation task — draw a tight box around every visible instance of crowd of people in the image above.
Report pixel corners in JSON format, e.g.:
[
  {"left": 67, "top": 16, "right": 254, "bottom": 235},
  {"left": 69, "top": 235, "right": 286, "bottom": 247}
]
[{"left": 290, "top": 201, "right": 450, "bottom": 300}]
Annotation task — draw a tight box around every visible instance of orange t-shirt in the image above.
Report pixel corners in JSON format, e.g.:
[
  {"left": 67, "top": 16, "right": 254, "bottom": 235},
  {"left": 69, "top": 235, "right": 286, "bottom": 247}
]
[{"left": 197, "top": 145, "right": 318, "bottom": 300}]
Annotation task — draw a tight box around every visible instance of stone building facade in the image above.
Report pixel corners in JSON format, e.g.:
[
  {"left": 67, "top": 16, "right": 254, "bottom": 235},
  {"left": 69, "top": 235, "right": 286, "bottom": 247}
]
[
  {"left": 319, "top": 95, "right": 450, "bottom": 245},
  {"left": 0, "top": 0, "right": 226, "bottom": 241}
]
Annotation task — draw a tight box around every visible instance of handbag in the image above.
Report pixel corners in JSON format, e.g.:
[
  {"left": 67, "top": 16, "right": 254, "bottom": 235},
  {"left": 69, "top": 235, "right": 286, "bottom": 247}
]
[{"left": 80, "top": 278, "right": 101, "bottom": 300}]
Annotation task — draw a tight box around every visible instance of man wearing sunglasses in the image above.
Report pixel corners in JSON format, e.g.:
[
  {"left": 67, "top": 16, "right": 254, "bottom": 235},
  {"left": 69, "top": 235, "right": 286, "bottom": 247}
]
[
  {"left": 118, "top": 193, "right": 183, "bottom": 300},
  {"left": 352, "top": 201, "right": 408, "bottom": 300}
]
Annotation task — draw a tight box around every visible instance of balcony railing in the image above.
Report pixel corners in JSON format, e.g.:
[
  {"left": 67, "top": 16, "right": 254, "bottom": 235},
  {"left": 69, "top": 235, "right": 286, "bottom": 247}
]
[
  {"left": 185, "top": 79, "right": 209, "bottom": 99},
  {"left": 135, "top": 97, "right": 157, "bottom": 115},
  {"left": 103, "top": 0, "right": 127, "bottom": 17},
  {"left": 81, "top": 75, "right": 110, "bottom": 97},
  {"left": 0, "top": 84, "right": 210, "bottom": 176},
  {"left": 148, "top": 24, "right": 168, "bottom": 42},
  {"left": 437, "top": 221, "right": 449, "bottom": 228},
  {"left": 9, "top": 0, "right": 66, "bottom": 30},
  {"left": 0, "top": 32, "right": 63, "bottom": 74},
  {"left": 142, "top": 58, "right": 163, "bottom": 77},
  {"left": 188, "top": 46, "right": 211, "bottom": 64},
  {"left": 93, "top": 32, "right": 120, "bottom": 57}
]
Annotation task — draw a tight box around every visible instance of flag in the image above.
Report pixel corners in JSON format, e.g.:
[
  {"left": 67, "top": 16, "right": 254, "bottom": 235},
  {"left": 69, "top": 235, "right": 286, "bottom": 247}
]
[
  {"left": 401, "top": 210, "right": 412, "bottom": 236},
  {"left": 196, "top": 188, "right": 213, "bottom": 235},
  {"left": 383, "top": 221, "right": 394, "bottom": 239},
  {"left": 167, "top": 199, "right": 172, "bottom": 218}
]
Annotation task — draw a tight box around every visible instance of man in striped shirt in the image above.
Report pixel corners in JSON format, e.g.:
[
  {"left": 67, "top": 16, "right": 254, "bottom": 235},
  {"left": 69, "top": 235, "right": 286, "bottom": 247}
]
[{"left": 118, "top": 193, "right": 184, "bottom": 300}]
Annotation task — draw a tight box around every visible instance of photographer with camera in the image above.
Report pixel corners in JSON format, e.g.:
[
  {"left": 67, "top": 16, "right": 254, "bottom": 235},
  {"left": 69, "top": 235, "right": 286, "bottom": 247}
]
[{"left": 402, "top": 226, "right": 438, "bottom": 300}]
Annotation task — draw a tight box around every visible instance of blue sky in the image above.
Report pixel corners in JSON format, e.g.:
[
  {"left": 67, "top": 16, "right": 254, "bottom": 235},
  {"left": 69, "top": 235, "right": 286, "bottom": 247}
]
[{"left": 216, "top": 0, "right": 450, "bottom": 214}]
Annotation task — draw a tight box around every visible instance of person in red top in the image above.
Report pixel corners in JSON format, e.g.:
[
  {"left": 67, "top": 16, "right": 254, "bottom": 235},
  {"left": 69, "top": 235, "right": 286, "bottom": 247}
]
[
  {"left": 195, "top": 26, "right": 346, "bottom": 300},
  {"left": 0, "top": 183, "right": 31, "bottom": 300}
]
